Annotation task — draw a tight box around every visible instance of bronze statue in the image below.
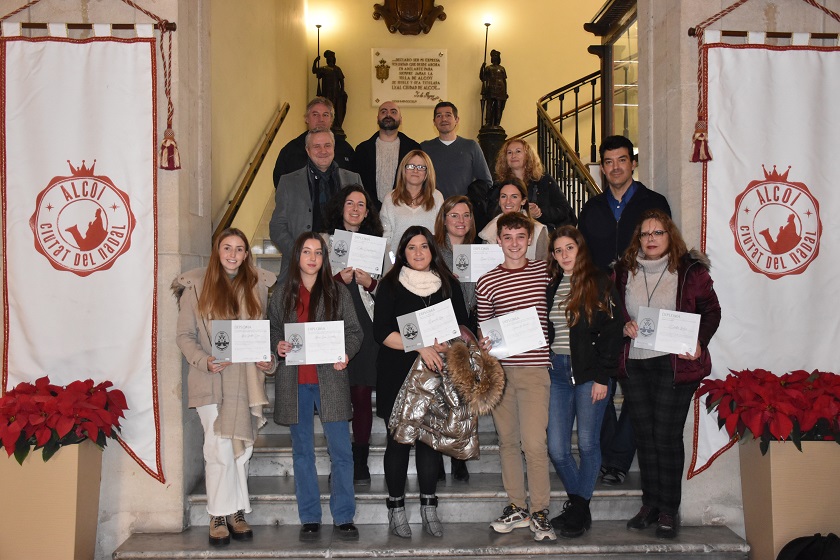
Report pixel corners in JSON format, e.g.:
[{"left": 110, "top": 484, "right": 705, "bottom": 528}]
[
  {"left": 480, "top": 49, "right": 507, "bottom": 128},
  {"left": 313, "top": 50, "right": 348, "bottom": 133}
]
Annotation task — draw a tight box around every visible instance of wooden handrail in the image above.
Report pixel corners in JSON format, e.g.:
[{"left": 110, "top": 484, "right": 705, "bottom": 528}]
[
  {"left": 213, "top": 103, "right": 290, "bottom": 240},
  {"left": 538, "top": 70, "right": 601, "bottom": 107}
]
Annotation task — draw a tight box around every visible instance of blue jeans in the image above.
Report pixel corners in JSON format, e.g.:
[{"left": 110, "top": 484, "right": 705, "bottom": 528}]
[
  {"left": 289, "top": 384, "right": 355, "bottom": 525},
  {"left": 547, "top": 353, "right": 611, "bottom": 500}
]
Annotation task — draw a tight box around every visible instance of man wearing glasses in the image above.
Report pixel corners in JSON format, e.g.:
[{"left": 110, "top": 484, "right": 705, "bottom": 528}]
[{"left": 577, "top": 134, "right": 671, "bottom": 489}]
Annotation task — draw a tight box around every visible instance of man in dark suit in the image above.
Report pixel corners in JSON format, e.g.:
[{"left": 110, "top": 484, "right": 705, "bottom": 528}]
[
  {"left": 272, "top": 97, "right": 355, "bottom": 187},
  {"left": 578, "top": 134, "right": 671, "bottom": 488},
  {"left": 269, "top": 129, "right": 362, "bottom": 283},
  {"left": 351, "top": 101, "right": 420, "bottom": 210}
]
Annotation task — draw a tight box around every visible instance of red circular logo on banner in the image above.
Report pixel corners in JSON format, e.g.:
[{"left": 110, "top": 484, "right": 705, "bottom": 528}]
[
  {"left": 729, "top": 166, "right": 822, "bottom": 280},
  {"left": 29, "top": 160, "right": 136, "bottom": 277}
]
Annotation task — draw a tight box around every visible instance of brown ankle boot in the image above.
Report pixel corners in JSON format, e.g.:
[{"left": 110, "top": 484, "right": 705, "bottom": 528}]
[
  {"left": 209, "top": 515, "right": 230, "bottom": 546},
  {"left": 227, "top": 510, "right": 253, "bottom": 540}
]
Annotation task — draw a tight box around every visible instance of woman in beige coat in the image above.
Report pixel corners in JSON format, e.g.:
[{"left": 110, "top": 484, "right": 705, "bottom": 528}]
[{"left": 174, "top": 227, "right": 276, "bottom": 547}]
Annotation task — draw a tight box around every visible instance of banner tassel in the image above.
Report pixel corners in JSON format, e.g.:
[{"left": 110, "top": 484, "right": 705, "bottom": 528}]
[
  {"left": 690, "top": 121, "right": 712, "bottom": 162},
  {"left": 159, "top": 128, "right": 181, "bottom": 170}
]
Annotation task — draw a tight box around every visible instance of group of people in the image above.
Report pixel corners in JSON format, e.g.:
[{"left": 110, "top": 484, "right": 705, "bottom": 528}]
[{"left": 175, "top": 93, "right": 721, "bottom": 548}]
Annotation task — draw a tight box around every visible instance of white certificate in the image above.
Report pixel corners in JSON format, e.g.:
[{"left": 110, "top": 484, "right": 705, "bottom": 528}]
[
  {"left": 479, "top": 306, "right": 547, "bottom": 360},
  {"left": 211, "top": 320, "right": 271, "bottom": 363},
  {"left": 452, "top": 244, "right": 504, "bottom": 283},
  {"left": 284, "top": 321, "right": 346, "bottom": 365},
  {"left": 396, "top": 299, "right": 460, "bottom": 352},
  {"left": 633, "top": 306, "right": 700, "bottom": 355},
  {"left": 329, "top": 229, "right": 387, "bottom": 274}
]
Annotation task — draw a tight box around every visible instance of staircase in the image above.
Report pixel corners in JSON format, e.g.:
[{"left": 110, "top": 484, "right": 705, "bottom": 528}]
[{"left": 113, "top": 379, "right": 748, "bottom": 559}]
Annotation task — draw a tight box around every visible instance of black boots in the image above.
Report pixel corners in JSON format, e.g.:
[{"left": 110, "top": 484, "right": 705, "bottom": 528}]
[
  {"left": 552, "top": 494, "right": 591, "bottom": 539},
  {"left": 352, "top": 443, "right": 371, "bottom": 484},
  {"left": 451, "top": 458, "right": 470, "bottom": 482}
]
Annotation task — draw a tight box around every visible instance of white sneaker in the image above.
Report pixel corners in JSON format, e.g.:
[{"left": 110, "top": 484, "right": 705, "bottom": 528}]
[
  {"left": 530, "top": 509, "right": 557, "bottom": 541},
  {"left": 490, "top": 503, "right": 531, "bottom": 533}
]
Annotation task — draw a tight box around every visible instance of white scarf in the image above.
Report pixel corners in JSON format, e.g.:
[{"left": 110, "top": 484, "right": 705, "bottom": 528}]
[{"left": 399, "top": 267, "right": 442, "bottom": 296}]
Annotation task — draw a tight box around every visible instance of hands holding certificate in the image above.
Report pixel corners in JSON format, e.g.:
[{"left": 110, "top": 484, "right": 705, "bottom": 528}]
[
  {"left": 337, "top": 266, "right": 374, "bottom": 289},
  {"left": 277, "top": 339, "right": 349, "bottom": 370},
  {"left": 623, "top": 319, "right": 701, "bottom": 361}
]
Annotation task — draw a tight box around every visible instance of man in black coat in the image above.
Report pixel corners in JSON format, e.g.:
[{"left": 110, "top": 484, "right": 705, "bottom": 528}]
[
  {"left": 272, "top": 97, "right": 355, "bottom": 187},
  {"left": 578, "top": 135, "right": 671, "bottom": 488},
  {"left": 350, "top": 101, "right": 420, "bottom": 210},
  {"left": 579, "top": 135, "right": 671, "bottom": 272}
]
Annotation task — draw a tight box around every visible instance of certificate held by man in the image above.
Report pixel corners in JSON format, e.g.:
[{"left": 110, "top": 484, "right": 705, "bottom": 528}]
[
  {"left": 633, "top": 306, "right": 700, "bottom": 355},
  {"left": 329, "top": 229, "right": 387, "bottom": 274},
  {"left": 211, "top": 320, "right": 271, "bottom": 363},
  {"left": 396, "top": 299, "right": 460, "bottom": 352},
  {"left": 479, "top": 306, "right": 547, "bottom": 360},
  {"left": 284, "top": 320, "right": 346, "bottom": 365},
  {"left": 452, "top": 244, "right": 504, "bottom": 283}
]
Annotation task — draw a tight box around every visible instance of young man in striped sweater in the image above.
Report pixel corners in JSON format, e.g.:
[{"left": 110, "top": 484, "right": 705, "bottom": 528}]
[{"left": 475, "top": 212, "right": 555, "bottom": 541}]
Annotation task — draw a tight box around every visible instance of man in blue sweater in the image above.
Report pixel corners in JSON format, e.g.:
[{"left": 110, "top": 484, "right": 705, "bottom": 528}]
[{"left": 420, "top": 101, "right": 492, "bottom": 199}]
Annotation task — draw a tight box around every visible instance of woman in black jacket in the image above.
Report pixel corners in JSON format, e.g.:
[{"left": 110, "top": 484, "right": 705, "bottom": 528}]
[
  {"left": 373, "top": 226, "right": 468, "bottom": 539},
  {"left": 545, "top": 226, "right": 622, "bottom": 539},
  {"left": 494, "top": 138, "right": 576, "bottom": 231}
]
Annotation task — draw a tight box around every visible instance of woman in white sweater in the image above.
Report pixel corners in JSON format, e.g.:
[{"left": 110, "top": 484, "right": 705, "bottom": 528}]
[{"left": 381, "top": 150, "right": 444, "bottom": 264}]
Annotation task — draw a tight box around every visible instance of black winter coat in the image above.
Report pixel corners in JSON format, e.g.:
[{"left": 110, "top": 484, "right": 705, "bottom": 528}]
[
  {"left": 546, "top": 272, "right": 623, "bottom": 386},
  {"left": 578, "top": 182, "right": 671, "bottom": 272},
  {"left": 351, "top": 131, "right": 421, "bottom": 210}
]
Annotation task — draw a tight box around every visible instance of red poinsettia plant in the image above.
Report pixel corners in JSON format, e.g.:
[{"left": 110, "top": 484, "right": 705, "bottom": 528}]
[
  {"left": 0, "top": 376, "right": 128, "bottom": 464},
  {"left": 698, "top": 368, "right": 840, "bottom": 455}
]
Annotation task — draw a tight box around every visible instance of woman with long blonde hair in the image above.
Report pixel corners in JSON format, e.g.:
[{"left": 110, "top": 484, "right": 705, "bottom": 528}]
[
  {"left": 174, "top": 228, "right": 276, "bottom": 546},
  {"left": 380, "top": 150, "right": 444, "bottom": 260},
  {"left": 494, "top": 138, "right": 576, "bottom": 230}
]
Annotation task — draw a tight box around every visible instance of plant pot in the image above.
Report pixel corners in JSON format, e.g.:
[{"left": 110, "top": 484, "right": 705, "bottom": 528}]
[
  {"left": 739, "top": 439, "right": 840, "bottom": 560},
  {"left": 0, "top": 440, "right": 103, "bottom": 560}
]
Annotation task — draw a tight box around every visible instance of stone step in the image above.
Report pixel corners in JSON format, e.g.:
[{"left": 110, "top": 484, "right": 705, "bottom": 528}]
[
  {"left": 259, "top": 405, "right": 498, "bottom": 435},
  {"left": 187, "top": 472, "right": 643, "bottom": 527},
  {"left": 250, "top": 431, "right": 507, "bottom": 476},
  {"left": 114, "top": 521, "right": 749, "bottom": 560},
  {"left": 260, "top": 381, "right": 625, "bottom": 436}
]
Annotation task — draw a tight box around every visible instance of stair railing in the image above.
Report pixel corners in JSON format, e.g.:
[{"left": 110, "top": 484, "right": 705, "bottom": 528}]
[
  {"left": 213, "top": 103, "right": 290, "bottom": 240},
  {"left": 534, "top": 72, "right": 602, "bottom": 216}
]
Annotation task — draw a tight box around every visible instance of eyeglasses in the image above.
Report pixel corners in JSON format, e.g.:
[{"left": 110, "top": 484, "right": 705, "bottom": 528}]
[
  {"left": 639, "top": 230, "right": 667, "bottom": 240},
  {"left": 405, "top": 163, "right": 427, "bottom": 171},
  {"left": 447, "top": 213, "right": 471, "bottom": 220}
]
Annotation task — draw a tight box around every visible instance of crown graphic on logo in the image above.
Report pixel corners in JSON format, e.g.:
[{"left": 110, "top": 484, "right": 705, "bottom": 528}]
[
  {"left": 761, "top": 164, "right": 791, "bottom": 182},
  {"left": 67, "top": 159, "right": 97, "bottom": 177}
]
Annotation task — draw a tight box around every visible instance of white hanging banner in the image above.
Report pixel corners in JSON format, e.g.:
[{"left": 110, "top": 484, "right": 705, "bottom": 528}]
[
  {"left": 2, "top": 36, "right": 162, "bottom": 481},
  {"left": 690, "top": 41, "right": 838, "bottom": 478}
]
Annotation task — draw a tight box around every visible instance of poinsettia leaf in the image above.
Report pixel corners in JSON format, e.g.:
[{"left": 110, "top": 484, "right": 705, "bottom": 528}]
[
  {"left": 34, "top": 425, "right": 52, "bottom": 446},
  {"left": 769, "top": 413, "right": 794, "bottom": 441},
  {"left": 42, "top": 440, "right": 61, "bottom": 462},
  {"left": 55, "top": 415, "right": 75, "bottom": 438},
  {"left": 742, "top": 409, "right": 765, "bottom": 438},
  {"left": 759, "top": 437, "right": 769, "bottom": 455},
  {"left": 13, "top": 443, "right": 29, "bottom": 465}
]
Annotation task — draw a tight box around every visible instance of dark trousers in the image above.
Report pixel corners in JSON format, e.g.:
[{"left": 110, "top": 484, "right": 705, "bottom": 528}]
[
  {"left": 350, "top": 385, "right": 373, "bottom": 445},
  {"left": 383, "top": 429, "right": 441, "bottom": 498},
  {"left": 620, "top": 355, "right": 699, "bottom": 515},
  {"left": 600, "top": 381, "right": 636, "bottom": 472}
]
